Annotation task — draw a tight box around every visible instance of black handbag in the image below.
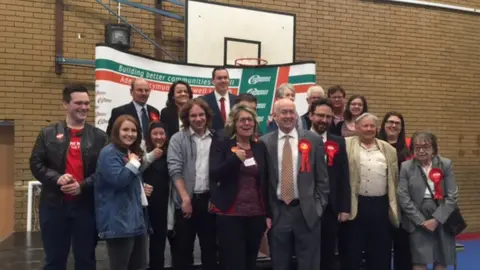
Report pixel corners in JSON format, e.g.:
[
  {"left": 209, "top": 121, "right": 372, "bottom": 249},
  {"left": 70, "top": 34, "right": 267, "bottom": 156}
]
[{"left": 421, "top": 171, "right": 467, "bottom": 236}]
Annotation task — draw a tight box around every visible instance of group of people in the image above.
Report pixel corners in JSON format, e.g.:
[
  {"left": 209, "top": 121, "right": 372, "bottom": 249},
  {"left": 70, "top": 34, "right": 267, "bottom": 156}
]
[{"left": 29, "top": 66, "right": 460, "bottom": 270}]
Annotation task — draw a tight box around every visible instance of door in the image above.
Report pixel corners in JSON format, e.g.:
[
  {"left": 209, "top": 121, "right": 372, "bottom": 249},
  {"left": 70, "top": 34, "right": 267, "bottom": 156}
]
[{"left": 0, "top": 124, "right": 14, "bottom": 242}]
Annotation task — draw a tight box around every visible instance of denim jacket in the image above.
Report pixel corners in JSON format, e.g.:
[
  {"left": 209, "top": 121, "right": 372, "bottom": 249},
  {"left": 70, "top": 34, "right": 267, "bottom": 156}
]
[{"left": 94, "top": 143, "right": 148, "bottom": 239}]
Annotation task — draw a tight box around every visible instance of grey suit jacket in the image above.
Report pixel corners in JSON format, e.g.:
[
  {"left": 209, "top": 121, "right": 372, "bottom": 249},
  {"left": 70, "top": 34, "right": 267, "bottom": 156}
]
[
  {"left": 260, "top": 129, "right": 330, "bottom": 229},
  {"left": 397, "top": 156, "right": 458, "bottom": 233}
]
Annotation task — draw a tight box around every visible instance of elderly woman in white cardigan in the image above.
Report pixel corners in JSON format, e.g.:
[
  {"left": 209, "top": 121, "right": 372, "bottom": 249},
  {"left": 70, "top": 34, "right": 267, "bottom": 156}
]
[{"left": 397, "top": 131, "right": 458, "bottom": 270}]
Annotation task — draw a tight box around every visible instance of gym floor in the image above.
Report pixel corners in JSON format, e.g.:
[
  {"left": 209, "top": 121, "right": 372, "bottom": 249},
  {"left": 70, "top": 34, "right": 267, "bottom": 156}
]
[{"left": 0, "top": 232, "right": 478, "bottom": 270}]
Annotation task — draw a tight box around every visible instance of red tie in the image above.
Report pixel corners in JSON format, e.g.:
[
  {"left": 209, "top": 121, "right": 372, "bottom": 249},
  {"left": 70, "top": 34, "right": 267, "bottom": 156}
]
[{"left": 220, "top": 97, "right": 226, "bottom": 122}]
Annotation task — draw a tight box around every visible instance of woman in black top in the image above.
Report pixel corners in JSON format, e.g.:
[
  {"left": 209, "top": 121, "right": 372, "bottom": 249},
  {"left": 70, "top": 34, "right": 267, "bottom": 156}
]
[
  {"left": 142, "top": 121, "right": 170, "bottom": 270},
  {"left": 378, "top": 111, "right": 412, "bottom": 168},
  {"left": 378, "top": 111, "right": 412, "bottom": 270},
  {"left": 160, "top": 81, "right": 193, "bottom": 138}
]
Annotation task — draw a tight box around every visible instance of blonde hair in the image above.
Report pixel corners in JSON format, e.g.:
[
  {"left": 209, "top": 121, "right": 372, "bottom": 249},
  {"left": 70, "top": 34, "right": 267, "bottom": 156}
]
[
  {"left": 224, "top": 104, "right": 259, "bottom": 139},
  {"left": 307, "top": 85, "right": 325, "bottom": 98},
  {"left": 275, "top": 83, "right": 296, "bottom": 99}
]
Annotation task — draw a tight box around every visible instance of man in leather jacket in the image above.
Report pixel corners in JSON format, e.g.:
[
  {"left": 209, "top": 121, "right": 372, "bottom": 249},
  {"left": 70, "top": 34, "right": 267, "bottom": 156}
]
[{"left": 30, "top": 85, "right": 107, "bottom": 270}]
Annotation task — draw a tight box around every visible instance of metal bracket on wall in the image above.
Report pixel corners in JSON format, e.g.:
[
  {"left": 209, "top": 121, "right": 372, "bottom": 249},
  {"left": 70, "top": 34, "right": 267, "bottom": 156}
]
[
  {"left": 160, "top": 0, "right": 185, "bottom": 7},
  {"left": 56, "top": 57, "right": 95, "bottom": 67},
  {"left": 55, "top": 0, "right": 182, "bottom": 74},
  {"left": 380, "top": 0, "right": 480, "bottom": 14},
  {"left": 96, "top": 0, "right": 180, "bottom": 62},
  {"left": 113, "top": 0, "right": 184, "bottom": 20}
]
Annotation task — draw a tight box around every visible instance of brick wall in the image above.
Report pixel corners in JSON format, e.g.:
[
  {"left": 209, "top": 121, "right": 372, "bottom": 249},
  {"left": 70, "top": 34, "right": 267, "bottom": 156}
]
[{"left": 1, "top": 0, "right": 480, "bottom": 232}]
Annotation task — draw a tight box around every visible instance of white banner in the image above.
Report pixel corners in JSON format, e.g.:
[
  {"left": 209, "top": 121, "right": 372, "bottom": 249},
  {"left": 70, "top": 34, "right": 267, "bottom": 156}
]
[{"left": 95, "top": 45, "right": 317, "bottom": 133}]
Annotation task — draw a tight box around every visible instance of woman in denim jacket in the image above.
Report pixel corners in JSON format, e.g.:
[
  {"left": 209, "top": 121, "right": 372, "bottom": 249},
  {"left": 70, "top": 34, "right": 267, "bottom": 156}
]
[{"left": 94, "top": 115, "right": 150, "bottom": 270}]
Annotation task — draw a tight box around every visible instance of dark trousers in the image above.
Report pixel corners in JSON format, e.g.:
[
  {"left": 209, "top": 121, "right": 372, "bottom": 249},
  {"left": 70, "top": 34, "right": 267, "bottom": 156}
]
[
  {"left": 171, "top": 193, "right": 217, "bottom": 270},
  {"left": 392, "top": 225, "right": 412, "bottom": 270},
  {"left": 39, "top": 200, "right": 97, "bottom": 270},
  {"left": 341, "top": 195, "right": 392, "bottom": 270},
  {"left": 216, "top": 215, "right": 266, "bottom": 270},
  {"left": 106, "top": 234, "right": 148, "bottom": 270},
  {"left": 321, "top": 204, "right": 340, "bottom": 270},
  {"left": 148, "top": 205, "right": 168, "bottom": 270},
  {"left": 269, "top": 201, "right": 321, "bottom": 270}
]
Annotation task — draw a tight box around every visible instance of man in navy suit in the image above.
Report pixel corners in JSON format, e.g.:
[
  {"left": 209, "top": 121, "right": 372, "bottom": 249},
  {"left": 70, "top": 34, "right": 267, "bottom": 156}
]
[
  {"left": 309, "top": 98, "right": 351, "bottom": 270},
  {"left": 106, "top": 78, "right": 160, "bottom": 140},
  {"left": 201, "top": 67, "right": 237, "bottom": 131}
]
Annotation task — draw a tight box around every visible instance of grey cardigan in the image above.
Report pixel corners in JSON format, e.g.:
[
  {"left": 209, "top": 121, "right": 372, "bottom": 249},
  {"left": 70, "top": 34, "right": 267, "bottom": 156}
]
[
  {"left": 397, "top": 156, "right": 458, "bottom": 233},
  {"left": 166, "top": 128, "right": 216, "bottom": 208}
]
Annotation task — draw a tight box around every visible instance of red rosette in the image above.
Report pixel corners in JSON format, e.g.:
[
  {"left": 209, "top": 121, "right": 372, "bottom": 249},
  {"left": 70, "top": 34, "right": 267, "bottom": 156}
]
[
  {"left": 298, "top": 139, "right": 312, "bottom": 172},
  {"left": 149, "top": 112, "right": 160, "bottom": 122},
  {"left": 429, "top": 168, "right": 444, "bottom": 200},
  {"left": 324, "top": 140, "right": 339, "bottom": 166}
]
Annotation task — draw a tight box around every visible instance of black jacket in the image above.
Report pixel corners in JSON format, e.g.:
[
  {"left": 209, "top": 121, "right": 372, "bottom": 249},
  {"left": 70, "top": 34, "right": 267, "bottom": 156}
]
[
  {"left": 143, "top": 155, "right": 170, "bottom": 212},
  {"left": 160, "top": 106, "right": 180, "bottom": 138},
  {"left": 209, "top": 136, "right": 269, "bottom": 215},
  {"left": 325, "top": 133, "right": 351, "bottom": 214},
  {"left": 302, "top": 112, "right": 312, "bottom": 130},
  {"left": 106, "top": 102, "right": 160, "bottom": 138},
  {"left": 200, "top": 92, "right": 238, "bottom": 131},
  {"left": 29, "top": 121, "right": 108, "bottom": 208}
]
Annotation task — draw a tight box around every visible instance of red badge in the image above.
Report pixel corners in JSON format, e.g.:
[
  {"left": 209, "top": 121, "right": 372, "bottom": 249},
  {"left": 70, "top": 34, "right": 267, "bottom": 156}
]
[
  {"left": 56, "top": 133, "right": 64, "bottom": 140},
  {"left": 150, "top": 112, "right": 159, "bottom": 122},
  {"left": 324, "top": 140, "right": 339, "bottom": 166},
  {"left": 298, "top": 139, "right": 312, "bottom": 173},
  {"left": 429, "top": 168, "right": 444, "bottom": 200}
]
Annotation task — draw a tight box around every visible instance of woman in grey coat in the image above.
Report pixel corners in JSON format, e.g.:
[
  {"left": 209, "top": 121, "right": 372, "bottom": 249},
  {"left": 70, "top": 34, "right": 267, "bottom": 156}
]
[{"left": 397, "top": 131, "right": 458, "bottom": 270}]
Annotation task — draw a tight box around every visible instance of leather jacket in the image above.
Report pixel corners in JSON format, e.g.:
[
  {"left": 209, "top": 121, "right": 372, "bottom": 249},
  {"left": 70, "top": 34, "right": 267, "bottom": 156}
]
[{"left": 29, "top": 121, "right": 108, "bottom": 208}]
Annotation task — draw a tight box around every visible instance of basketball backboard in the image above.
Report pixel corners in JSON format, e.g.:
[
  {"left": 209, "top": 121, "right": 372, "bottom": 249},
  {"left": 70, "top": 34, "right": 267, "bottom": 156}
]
[{"left": 185, "top": 0, "right": 296, "bottom": 66}]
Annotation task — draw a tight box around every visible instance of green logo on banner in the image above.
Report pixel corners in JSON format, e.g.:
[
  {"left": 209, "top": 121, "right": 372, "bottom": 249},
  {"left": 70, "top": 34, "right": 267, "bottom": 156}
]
[{"left": 238, "top": 67, "right": 278, "bottom": 134}]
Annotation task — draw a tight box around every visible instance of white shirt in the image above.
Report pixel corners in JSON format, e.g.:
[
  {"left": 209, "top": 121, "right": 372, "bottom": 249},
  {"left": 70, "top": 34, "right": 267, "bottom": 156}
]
[
  {"left": 358, "top": 144, "right": 388, "bottom": 197},
  {"left": 277, "top": 129, "right": 299, "bottom": 199},
  {"left": 214, "top": 90, "right": 231, "bottom": 117},
  {"left": 190, "top": 127, "right": 212, "bottom": 193},
  {"left": 422, "top": 164, "right": 435, "bottom": 198},
  {"left": 129, "top": 159, "right": 148, "bottom": 207}
]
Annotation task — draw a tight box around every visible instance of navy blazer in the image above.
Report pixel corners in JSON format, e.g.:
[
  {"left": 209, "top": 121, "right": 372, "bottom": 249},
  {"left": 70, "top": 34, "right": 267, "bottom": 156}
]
[
  {"left": 209, "top": 137, "right": 269, "bottom": 214},
  {"left": 201, "top": 92, "right": 237, "bottom": 131},
  {"left": 106, "top": 102, "right": 160, "bottom": 138},
  {"left": 326, "top": 133, "right": 351, "bottom": 214}
]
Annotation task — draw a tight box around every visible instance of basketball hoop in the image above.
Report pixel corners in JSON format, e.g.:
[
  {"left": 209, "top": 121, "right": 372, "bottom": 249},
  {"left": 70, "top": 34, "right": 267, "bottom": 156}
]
[{"left": 234, "top": 58, "right": 268, "bottom": 67}]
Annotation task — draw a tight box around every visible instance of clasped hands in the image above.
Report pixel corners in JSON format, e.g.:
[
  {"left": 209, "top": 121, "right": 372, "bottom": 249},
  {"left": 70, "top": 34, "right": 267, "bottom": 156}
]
[
  {"left": 57, "top": 174, "right": 81, "bottom": 196},
  {"left": 421, "top": 218, "right": 439, "bottom": 232}
]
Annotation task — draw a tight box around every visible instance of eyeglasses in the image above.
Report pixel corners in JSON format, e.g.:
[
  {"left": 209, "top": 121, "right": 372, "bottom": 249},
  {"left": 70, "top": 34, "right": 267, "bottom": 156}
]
[
  {"left": 312, "top": 113, "right": 332, "bottom": 120},
  {"left": 386, "top": 120, "right": 401, "bottom": 126},
  {"left": 238, "top": 117, "right": 254, "bottom": 124}
]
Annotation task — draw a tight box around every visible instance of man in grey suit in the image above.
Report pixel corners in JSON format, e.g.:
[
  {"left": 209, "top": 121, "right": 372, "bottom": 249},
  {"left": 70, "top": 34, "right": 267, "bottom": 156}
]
[{"left": 260, "top": 98, "right": 329, "bottom": 270}]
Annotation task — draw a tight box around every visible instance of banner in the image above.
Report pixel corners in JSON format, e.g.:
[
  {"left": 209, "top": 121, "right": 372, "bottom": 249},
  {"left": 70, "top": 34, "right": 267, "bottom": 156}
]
[{"left": 95, "top": 45, "right": 316, "bottom": 133}]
